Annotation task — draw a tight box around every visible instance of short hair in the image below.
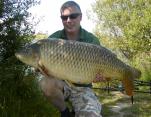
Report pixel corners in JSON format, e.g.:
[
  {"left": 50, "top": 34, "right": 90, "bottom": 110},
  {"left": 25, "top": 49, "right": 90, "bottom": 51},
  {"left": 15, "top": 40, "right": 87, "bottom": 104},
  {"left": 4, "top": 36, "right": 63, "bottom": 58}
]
[{"left": 60, "top": 1, "right": 81, "bottom": 13}]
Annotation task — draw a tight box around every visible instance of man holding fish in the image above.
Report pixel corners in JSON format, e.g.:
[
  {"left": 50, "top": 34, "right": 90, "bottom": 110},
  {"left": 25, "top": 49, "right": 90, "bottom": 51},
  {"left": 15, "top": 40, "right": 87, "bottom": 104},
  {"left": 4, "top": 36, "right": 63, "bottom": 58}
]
[
  {"left": 45, "top": 1, "right": 102, "bottom": 117},
  {"left": 15, "top": 1, "right": 141, "bottom": 117}
]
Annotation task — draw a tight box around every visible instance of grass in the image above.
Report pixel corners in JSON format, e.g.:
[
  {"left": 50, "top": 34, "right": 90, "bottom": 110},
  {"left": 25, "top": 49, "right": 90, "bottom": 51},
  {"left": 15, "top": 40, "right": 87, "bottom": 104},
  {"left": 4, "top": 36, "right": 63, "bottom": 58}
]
[
  {"left": 94, "top": 89, "right": 151, "bottom": 117},
  {"left": 0, "top": 81, "right": 150, "bottom": 117}
]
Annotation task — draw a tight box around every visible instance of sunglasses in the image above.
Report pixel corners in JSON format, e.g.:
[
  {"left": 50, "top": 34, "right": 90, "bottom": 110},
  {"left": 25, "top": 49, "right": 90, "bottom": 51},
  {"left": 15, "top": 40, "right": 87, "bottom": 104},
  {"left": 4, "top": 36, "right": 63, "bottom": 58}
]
[{"left": 61, "top": 13, "right": 81, "bottom": 21}]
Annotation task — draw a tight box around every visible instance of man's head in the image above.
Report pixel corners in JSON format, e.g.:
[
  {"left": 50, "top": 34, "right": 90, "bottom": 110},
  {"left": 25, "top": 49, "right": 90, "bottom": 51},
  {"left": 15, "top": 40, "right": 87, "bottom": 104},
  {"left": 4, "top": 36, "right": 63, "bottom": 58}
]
[{"left": 60, "top": 1, "right": 82, "bottom": 33}]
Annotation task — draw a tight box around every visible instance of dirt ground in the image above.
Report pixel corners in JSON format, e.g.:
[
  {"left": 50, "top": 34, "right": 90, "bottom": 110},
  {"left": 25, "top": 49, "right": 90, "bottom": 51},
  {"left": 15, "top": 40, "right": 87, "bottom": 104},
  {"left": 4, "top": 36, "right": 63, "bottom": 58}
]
[{"left": 98, "top": 91, "right": 151, "bottom": 117}]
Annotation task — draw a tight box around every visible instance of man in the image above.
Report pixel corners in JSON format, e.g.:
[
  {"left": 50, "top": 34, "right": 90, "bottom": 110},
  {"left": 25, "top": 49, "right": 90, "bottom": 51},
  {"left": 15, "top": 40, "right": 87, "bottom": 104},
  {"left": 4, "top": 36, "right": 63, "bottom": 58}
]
[{"left": 40, "top": 1, "right": 103, "bottom": 117}]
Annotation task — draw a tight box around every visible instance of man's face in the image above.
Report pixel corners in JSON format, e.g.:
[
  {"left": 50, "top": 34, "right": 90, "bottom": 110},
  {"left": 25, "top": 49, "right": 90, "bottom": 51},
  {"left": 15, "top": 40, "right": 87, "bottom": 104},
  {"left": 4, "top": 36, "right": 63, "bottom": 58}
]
[{"left": 61, "top": 6, "right": 82, "bottom": 33}]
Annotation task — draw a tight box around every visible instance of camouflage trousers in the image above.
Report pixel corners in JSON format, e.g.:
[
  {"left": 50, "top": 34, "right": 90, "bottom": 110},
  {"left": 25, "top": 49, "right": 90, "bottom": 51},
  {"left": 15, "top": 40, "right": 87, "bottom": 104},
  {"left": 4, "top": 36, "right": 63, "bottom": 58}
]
[{"left": 64, "top": 84, "right": 102, "bottom": 117}]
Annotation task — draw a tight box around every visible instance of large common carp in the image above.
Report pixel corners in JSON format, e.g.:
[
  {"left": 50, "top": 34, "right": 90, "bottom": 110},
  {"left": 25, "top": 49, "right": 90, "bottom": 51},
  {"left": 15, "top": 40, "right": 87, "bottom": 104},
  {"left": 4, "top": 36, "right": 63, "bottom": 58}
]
[{"left": 15, "top": 38, "right": 141, "bottom": 96}]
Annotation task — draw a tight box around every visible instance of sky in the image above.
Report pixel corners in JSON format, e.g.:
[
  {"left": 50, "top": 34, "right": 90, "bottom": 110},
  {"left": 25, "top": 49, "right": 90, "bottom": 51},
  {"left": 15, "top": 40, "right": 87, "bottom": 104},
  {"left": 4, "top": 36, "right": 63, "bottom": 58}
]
[{"left": 29, "top": 0, "right": 96, "bottom": 35}]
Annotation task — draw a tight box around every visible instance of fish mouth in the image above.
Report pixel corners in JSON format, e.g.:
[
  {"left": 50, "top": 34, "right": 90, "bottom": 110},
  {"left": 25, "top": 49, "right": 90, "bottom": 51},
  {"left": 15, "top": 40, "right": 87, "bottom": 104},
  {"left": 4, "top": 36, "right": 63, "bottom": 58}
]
[
  {"left": 15, "top": 52, "right": 24, "bottom": 61},
  {"left": 15, "top": 53, "right": 21, "bottom": 59}
]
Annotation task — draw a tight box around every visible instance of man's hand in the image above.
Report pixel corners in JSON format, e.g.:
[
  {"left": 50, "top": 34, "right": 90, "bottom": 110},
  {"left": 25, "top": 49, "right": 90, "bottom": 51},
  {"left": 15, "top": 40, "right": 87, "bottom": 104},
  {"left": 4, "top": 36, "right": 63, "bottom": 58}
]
[{"left": 93, "top": 73, "right": 106, "bottom": 83}]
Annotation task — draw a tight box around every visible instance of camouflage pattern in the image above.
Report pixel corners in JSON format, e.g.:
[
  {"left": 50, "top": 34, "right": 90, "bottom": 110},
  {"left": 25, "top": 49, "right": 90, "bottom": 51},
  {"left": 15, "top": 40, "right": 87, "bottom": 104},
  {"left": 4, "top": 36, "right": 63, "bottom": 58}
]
[{"left": 64, "top": 83, "right": 102, "bottom": 117}]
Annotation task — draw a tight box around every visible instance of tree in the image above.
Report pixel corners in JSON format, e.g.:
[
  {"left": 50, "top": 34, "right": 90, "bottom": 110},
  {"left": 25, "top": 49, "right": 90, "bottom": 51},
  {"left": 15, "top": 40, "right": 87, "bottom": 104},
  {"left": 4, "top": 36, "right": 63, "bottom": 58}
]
[
  {"left": 34, "top": 32, "right": 49, "bottom": 40},
  {"left": 0, "top": 0, "right": 59, "bottom": 116},
  {"left": 92, "top": 0, "right": 151, "bottom": 80},
  {"left": 92, "top": 0, "right": 151, "bottom": 57},
  {"left": 0, "top": 0, "right": 38, "bottom": 60}
]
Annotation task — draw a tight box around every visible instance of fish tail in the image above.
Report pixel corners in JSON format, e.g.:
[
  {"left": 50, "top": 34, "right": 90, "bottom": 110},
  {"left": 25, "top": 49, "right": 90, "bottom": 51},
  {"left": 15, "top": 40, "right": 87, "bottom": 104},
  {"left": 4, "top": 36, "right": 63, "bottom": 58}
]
[{"left": 122, "top": 77, "right": 134, "bottom": 96}]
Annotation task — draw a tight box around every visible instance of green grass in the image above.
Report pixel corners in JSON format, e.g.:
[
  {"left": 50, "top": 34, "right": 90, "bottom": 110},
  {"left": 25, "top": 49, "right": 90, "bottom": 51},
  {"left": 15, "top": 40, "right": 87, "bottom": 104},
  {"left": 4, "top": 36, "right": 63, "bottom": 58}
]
[{"left": 94, "top": 89, "right": 151, "bottom": 117}]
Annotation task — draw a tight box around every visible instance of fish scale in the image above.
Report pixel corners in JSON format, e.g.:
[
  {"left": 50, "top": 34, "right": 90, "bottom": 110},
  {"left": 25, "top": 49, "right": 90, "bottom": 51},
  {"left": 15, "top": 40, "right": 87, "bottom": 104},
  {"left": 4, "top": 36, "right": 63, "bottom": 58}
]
[
  {"left": 15, "top": 38, "right": 141, "bottom": 96},
  {"left": 39, "top": 39, "right": 134, "bottom": 88}
]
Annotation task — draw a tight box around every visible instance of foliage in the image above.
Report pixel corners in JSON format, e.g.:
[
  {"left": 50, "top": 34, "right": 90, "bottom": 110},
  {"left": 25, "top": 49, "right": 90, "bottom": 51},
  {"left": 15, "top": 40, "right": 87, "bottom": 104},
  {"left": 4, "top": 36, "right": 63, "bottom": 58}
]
[
  {"left": 0, "top": 0, "right": 59, "bottom": 116},
  {"left": 0, "top": 0, "right": 37, "bottom": 60},
  {"left": 92, "top": 0, "right": 151, "bottom": 80},
  {"left": 34, "top": 32, "right": 49, "bottom": 40},
  {"left": 93, "top": 0, "right": 151, "bottom": 55}
]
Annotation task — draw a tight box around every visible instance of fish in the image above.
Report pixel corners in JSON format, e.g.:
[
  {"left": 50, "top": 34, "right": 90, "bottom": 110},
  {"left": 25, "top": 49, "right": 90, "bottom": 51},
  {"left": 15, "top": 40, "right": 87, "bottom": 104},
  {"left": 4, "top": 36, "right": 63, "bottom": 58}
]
[{"left": 15, "top": 38, "right": 141, "bottom": 96}]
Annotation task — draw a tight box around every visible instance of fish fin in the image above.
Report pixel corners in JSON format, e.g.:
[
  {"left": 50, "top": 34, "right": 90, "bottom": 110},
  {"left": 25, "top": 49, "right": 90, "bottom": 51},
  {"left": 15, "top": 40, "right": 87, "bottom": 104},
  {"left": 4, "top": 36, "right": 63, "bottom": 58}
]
[
  {"left": 38, "top": 60, "right": 54, "bottom": 78},
  {"left": 64, "top": 80, "right": 75, "bottom": 88},
  {"left": 64, "top": 80, "right": 85, "bottom": 92},
  {"left": 122, "top": 77, "right": 134, "bottom": 96}
]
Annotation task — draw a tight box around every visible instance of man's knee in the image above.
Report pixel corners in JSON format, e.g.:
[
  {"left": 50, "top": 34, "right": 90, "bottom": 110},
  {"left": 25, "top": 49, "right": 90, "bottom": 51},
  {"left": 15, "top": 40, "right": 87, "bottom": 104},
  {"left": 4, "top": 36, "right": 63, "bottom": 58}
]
[{"left": 39, "top": 77, "right": 64, "bottom": 97}]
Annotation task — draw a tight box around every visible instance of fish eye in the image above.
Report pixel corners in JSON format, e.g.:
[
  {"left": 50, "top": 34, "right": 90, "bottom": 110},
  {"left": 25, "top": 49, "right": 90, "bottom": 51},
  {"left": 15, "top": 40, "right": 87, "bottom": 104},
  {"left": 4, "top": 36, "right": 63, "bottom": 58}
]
[{"left": 24, "top": 46, "right": 32, "bottom": 54}]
